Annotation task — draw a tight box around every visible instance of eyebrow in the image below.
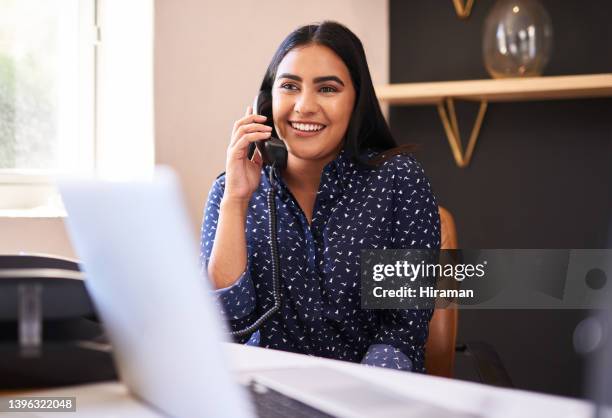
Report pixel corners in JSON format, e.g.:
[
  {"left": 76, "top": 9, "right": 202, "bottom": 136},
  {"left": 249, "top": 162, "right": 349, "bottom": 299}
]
[{"left": 277, "top": 73, "right": 345, "bottom": 87}]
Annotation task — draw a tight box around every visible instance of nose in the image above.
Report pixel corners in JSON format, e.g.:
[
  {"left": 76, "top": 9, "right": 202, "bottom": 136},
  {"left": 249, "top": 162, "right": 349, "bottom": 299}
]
[{"left": 294, "top": 89, "right": 318, "bottom": 115}]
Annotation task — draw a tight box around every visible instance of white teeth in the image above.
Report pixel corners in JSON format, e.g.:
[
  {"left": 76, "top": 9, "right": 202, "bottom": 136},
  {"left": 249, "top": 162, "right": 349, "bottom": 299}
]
[{"left": 291, "top": 122, "right": 325, "bottom": 132}]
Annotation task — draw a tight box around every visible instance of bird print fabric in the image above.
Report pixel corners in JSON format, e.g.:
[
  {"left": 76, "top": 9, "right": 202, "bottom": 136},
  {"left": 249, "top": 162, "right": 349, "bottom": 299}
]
[{"left": 200, "top": 147, "right": 441, "bottom": 373}]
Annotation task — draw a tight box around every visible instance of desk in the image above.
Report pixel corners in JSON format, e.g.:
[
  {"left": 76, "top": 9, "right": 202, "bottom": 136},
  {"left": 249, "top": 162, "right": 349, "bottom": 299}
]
[{"left": 0, "top": 343, "right": 594, "bottom": 417}]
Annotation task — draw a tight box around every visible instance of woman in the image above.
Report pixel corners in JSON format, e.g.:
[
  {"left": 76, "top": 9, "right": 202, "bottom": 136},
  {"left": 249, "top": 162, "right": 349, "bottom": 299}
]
[{"left": 201, "top": 21, "right": 440, "bottom": 373}]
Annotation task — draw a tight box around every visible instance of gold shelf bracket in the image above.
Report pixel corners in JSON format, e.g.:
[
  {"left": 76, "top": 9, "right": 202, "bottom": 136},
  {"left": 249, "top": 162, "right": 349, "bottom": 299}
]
[
  {"left": 452, "top": 0, "right": 475, "bottom": 19},
  {"left": 436, "top": 97, "right": 488, "bottom": 168}
]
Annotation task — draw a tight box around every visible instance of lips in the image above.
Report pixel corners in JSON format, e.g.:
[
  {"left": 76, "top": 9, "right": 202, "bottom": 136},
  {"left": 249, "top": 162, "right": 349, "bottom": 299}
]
[
  {"left": 289, "top": 121, "right": 326, "bottom": 132},
  {"left": 288, "top": 121, "right": 327, "bottom": 137}
]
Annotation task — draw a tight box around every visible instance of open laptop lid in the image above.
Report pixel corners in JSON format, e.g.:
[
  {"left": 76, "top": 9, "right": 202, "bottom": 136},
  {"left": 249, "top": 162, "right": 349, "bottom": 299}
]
[{"left": 59, "top": 168, "right": 253, "bottom": 418}]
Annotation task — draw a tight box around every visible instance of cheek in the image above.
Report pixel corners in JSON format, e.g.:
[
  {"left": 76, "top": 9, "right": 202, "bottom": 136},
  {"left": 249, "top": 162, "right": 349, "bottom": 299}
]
[
  {"left": 272, "top": 94, "right": 292, "bottom": 121},
  {"left": 272, "top": 96, "right": 287, "bottom": 134},
  {"left": 327, "top": 96, "right": 354, "bottom": 127}
]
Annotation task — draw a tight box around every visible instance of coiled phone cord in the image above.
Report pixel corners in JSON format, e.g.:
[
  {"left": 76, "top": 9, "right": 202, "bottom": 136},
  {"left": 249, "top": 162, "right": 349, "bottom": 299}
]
[{"left": 230, "top": 164, "right": 282, "bottom": 338}]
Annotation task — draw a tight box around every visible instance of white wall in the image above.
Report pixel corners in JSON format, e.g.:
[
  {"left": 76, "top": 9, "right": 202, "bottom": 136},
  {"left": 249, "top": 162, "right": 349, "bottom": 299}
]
[{"left": 0, "top": 0, "right": 388, "bottom": 257}]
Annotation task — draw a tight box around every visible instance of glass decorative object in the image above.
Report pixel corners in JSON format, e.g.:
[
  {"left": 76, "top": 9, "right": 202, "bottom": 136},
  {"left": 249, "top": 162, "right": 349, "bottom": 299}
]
[{"left": 482, "top": 0, "right": 553, "bottom": 78}]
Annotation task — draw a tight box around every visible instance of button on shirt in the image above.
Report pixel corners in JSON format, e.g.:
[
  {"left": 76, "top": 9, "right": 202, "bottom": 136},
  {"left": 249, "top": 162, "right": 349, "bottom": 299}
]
[{"left": 200, "top": 149, "right": 440, "bottom": 373}]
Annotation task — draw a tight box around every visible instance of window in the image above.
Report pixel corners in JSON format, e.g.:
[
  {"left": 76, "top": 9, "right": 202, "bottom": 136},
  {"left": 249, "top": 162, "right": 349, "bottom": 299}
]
[
  {"left": 0, "top": 0, "right": 95, "bottom": 176},
  {"left": 0, "top": 0, "right": 154, "bottom": 215}
]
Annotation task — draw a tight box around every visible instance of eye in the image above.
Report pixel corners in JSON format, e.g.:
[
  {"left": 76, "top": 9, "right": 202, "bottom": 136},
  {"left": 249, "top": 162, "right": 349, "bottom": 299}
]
[
  {"left": 320, "top": 86, "right": 337, "bottom": 93},
  {"left": 280, "top": 83, "right": 299, "bottom": 91}
]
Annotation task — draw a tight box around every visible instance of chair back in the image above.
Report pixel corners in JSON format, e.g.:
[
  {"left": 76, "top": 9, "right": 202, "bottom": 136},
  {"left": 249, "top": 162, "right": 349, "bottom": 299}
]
[{"left": 424, "top": 206, "right": 459, "bottom": 378}]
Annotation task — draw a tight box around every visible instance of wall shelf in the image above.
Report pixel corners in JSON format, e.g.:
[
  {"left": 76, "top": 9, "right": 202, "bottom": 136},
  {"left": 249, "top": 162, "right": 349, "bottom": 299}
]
[
  {"left": 375, "top": 74, "right": 612, "bottom": 167},
  {"left": 452, "top": 0, "right": 475, "bottom": 19}
]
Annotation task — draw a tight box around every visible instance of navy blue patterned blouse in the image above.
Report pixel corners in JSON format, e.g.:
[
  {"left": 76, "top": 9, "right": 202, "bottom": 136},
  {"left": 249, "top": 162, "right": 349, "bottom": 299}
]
[{"left": 200, "top": 148, "right": 440, "bottom": 373}]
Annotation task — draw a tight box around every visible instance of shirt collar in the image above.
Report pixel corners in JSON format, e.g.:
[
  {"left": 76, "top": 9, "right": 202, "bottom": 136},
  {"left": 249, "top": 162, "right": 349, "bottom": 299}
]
[{"left": 266, "top": 146, "right": 358, "bottom": 201}]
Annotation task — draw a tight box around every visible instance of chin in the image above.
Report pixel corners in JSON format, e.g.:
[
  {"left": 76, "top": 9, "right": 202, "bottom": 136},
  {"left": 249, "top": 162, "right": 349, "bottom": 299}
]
[
  {"left": 279, "top": 130, "right": 343, "bottom": 162},
  {"left": 286, "top": 145, "right": 324, "bottom": 161},
  {"left": 287, "top": 144, "right": 340, "bottom": 163}
]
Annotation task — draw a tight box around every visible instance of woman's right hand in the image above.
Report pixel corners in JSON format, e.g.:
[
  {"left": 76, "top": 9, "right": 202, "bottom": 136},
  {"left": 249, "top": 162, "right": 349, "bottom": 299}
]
[{"left": 224, "top": 105, "right": 273, "bottom": 203}]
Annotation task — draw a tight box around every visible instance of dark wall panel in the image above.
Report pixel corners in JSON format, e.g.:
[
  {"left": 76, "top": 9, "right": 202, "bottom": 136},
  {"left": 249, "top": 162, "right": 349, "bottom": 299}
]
[{"left": 389, "top": 0, "right": 612, "bottom": 398}]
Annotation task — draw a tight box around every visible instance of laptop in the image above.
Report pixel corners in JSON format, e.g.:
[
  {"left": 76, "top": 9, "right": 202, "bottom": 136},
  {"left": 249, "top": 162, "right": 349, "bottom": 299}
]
[{"left": 58, "top": 167, "right": 477, "bottom": 418}]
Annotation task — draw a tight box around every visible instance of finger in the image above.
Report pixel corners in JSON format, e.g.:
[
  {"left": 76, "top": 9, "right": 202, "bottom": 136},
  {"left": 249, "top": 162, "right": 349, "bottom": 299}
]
[
  {"left": 230, "top": 131, "right": 272, "bottom": 153},
  {"left": 236, "top": 122, "right": 272, "bottom": 137},
  {"left": 231, "top": 123, "right": 272, "bottom": 146},
  {"left": 232, "top": 108, "right": 264, "bottom": 138},
  {"left": 234, "top": 113, "right": 267, "bottom": 131},
  {"left": 250, "top": 148, "right": 263, "bottom": 166}
]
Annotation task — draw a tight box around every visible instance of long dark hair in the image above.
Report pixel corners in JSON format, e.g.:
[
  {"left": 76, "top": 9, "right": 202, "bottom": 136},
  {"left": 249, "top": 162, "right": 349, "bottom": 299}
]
[{"left": 257, "top": 21, "right": 414, "bottom": 168}]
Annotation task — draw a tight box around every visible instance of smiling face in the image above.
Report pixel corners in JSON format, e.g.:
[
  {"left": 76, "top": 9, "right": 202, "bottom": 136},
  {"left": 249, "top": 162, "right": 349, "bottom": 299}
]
[{"left": 272, "top": 43, "right": 356, "bottom": 164}]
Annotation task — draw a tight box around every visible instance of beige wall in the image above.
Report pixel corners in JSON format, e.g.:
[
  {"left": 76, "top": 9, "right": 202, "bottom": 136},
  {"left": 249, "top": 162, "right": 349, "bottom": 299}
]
[
  {"left": 0, "top": 0, "right": 388, "bottom": 257},
  {"left": 0, "top": 217, "right": 76, "bottom": 258}
]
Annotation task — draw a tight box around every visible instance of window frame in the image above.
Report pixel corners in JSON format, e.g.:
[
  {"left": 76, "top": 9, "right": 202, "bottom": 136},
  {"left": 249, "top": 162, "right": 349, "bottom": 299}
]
[
  {"left": 0, "top": 0, "right": 155, "bottom": 215},
  {"left": 0, "top": 0, "right": 96, "bottom": 214}
]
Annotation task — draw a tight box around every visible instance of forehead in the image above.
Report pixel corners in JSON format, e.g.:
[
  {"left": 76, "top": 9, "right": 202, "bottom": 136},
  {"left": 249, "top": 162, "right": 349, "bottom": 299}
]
[{"left": 276, "top": 44, "right": 352, "bottom": 81}]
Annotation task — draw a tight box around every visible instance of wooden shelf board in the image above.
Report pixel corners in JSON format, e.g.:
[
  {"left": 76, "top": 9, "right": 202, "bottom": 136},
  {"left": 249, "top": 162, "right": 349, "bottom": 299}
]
[{"left": 375, "top": 73, "right": 612, "bottom": 105}]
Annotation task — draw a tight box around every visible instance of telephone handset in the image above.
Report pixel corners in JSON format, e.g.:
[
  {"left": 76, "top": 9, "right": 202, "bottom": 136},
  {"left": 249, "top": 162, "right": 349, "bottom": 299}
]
[
  {"left": 248, "top": 91, "right": 288, "bottom": 170},
  {"left": 230, "top": 93, "right": 284, "bottom": 339}
]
